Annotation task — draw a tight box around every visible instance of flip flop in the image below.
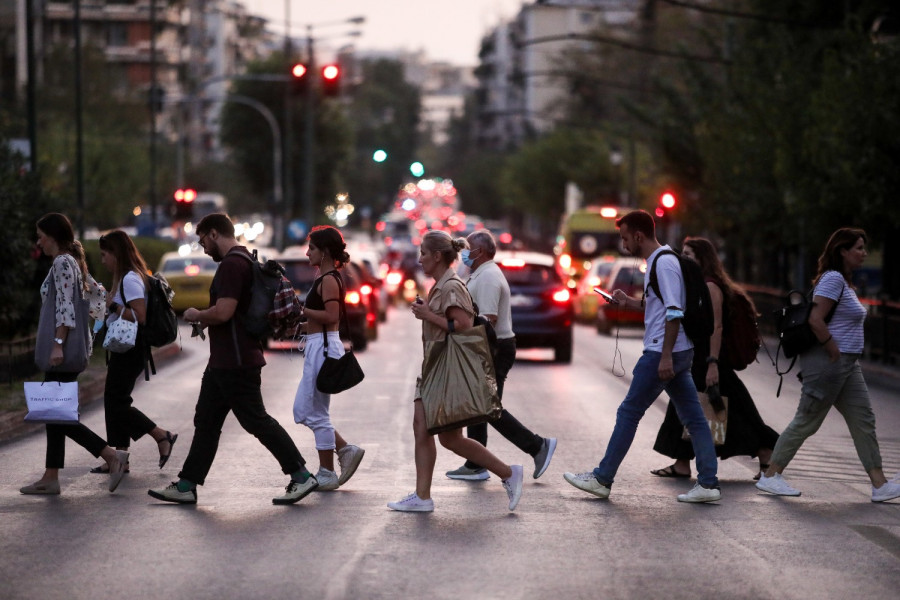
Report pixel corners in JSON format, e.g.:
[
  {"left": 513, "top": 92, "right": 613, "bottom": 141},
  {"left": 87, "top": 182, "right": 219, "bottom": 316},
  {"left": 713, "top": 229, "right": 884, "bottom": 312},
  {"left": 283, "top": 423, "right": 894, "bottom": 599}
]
[
  {"left": 158, "top": 431, "right": 178, "bottom": 469},
  {"left": 90, "top": 463, "right": 129, "bottom": 474},
  {"left": 650, "top": 464, "right": 690, "bottom": 478}
]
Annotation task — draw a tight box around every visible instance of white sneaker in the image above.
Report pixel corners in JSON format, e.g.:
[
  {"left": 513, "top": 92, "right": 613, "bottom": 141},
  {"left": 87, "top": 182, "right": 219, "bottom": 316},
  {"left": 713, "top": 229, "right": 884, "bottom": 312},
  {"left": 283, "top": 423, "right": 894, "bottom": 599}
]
[
  {"left": 337, "top": 445, "right": 365, "bottom": 486},
  {"left": 677, "top": 483, "right": 722, "bottom": 503},
  {"left": 563, "top": 471, "right": 610, "bottom": 499},
  {"left": 315, "top": 467, "right": 340, "bottom": 491},
  {"left": 446, "top": 464, "right": 490, "bottom": 481},
  {"left": 502, "top": 465, "right": 524, "bottom": 511},
  {"left": 872, "top": 480, "right": 900, "bottom": 503},
  {"left": 756, "top": 473, "right": 802, "bottom": 497},
  {"left": 387, "top": 492, "right": 434, "bottom": 512}
]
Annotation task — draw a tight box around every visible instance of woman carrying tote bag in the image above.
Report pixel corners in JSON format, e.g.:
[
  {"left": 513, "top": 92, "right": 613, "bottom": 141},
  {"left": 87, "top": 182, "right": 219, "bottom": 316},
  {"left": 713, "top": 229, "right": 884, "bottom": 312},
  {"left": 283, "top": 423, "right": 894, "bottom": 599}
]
[
  {"left": 20, "top": 213, "right": 129, "bottom": 496},
  {"left": 89, "top": 230, "right": 177, "bottom": 474},
  {"left": 291, "top": 225, "right": 365, "bottom": 491},
  {"left": 387, "top": 230, "right": 523, "bottom": 513}
]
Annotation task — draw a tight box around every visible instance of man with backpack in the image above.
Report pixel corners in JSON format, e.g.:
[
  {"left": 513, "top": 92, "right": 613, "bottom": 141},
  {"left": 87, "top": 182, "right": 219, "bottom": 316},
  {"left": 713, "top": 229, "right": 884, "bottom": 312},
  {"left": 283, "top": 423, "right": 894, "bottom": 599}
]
[
  {"left": 149, "top": 213, "right": 317, "bottom": 505},
  {"left": 444, "top": 230, "right": 557, "bottom": 482},
  {"left": 563, "top": 210, "right": 721, "bottom": 503}
]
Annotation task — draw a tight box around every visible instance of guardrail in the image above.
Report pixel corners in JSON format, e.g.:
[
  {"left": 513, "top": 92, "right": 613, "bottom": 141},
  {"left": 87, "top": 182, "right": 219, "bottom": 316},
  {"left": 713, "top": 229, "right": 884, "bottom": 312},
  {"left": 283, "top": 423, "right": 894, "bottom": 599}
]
[{"left": 745, "top": 285, "right": 899, "bottom": 366}]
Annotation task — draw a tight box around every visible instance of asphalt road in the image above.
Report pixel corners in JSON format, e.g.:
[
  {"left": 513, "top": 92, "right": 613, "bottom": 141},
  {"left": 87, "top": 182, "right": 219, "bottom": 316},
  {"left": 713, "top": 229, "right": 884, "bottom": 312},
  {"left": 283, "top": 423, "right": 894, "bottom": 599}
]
[{"left": 1, "top": 312, "right": 899, "bottom": 599}]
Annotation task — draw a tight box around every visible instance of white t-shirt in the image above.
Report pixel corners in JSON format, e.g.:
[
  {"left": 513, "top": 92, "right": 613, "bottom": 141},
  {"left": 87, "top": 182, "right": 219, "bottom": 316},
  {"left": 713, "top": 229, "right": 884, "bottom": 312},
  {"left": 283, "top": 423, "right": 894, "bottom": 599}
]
[
  {"left": 466, "top": 260, "right": 514, "bottom": 340},
  {"left": 107, "top": 270, "right": 146, "bottom": 325},
  {"left": 643, "top": 246, "right": 692, "bottom": 353},
  {"left": 814, "top": 270, "right": 866, "bottom": 353}
]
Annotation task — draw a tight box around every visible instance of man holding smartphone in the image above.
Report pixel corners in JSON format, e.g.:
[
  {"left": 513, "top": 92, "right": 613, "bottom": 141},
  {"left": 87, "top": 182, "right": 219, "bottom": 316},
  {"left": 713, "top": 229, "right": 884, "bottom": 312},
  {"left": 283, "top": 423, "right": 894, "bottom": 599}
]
[
  {"left": 564, "top": 210, "right": 721, "bottom": 503},
  {"left": 444, "top": 230, "right": 557, "bottom": 481}
]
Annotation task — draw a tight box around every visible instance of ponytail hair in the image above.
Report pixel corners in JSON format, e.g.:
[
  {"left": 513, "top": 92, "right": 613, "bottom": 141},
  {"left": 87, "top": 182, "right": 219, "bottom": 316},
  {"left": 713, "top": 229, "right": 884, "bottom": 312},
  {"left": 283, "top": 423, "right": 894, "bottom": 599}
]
[
  {"left": 37, "top": 212, "right": 89, "bottom": 290},
  {"left": 308, "top": 225, "right": 350, "bottom": 268}
]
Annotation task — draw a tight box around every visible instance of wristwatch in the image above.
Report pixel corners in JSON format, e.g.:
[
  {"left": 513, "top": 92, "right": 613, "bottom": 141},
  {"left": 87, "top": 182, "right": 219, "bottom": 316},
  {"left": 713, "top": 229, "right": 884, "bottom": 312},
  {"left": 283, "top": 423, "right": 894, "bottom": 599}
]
[
  {"left": 53, "top": 337, "right": 64, "bottom": 346},
  {"left": 706, "top": 356, "right": 718, "bottom": 364}
]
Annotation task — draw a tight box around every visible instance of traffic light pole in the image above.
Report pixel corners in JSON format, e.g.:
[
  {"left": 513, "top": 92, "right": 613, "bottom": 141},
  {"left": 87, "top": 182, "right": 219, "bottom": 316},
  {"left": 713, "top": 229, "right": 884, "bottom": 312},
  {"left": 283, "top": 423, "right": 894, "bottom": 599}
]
[{"left": 303, "top": 28, "right": 316, "bottom": 233}]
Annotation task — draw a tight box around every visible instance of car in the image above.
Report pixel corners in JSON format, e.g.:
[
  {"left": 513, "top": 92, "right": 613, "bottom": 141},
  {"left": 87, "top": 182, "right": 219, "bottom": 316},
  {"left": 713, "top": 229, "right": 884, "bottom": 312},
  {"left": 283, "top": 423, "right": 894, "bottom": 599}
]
[
  {"left": 157, "top": 251, "right": 218, "bottom": 312},
  {"left": 352, "top": 250, "right": 389, "bottom": 323},
  {"left": 594, "top": 257, "right": 646, "bottom": 335},
  {"left": 494, "top": 251, "right": 574, "bottom": 363},
  {"left": 573, "top": 255, "right": 619, "bottom": 322},
  {"left": 277, "top": 248, "right": 370, "bottom": 351}
]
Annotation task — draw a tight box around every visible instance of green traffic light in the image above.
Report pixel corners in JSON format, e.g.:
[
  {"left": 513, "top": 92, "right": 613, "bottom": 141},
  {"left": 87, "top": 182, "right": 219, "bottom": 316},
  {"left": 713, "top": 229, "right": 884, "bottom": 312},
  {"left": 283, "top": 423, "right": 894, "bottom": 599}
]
[
  {"left": 410, "top": 161, "right": 425, "bottom": 177},
  {"left": 373, "top": 149, "right": 387, "bottom": 163}
]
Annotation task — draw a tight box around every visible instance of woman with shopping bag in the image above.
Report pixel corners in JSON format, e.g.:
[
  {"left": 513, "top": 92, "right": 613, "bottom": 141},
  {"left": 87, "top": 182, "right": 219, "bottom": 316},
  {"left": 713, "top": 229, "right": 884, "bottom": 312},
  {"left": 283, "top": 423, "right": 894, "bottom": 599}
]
[
  {"left": 88, "top": 230, "right": 177, "bottom": 474},
  {"left": 20, "top": 213, "right": 129, "bottom": 496},
  {"left": 387, "top": 230, "right": 523, "bottom": 513}
]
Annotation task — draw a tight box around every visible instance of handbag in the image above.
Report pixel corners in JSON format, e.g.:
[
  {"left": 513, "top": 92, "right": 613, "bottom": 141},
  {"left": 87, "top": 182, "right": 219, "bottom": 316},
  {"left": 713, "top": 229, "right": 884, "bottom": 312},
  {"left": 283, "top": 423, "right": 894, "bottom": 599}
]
[
  {"left": 24, "top": 381, "right": 80, "bottom": 423},
  {"left": 103, "top": 309, "right": 138, "bottom": 353},
  {"left": 420, "top": 324, "right": 502, "bottom": 435},
  {"left": 315, "top": 273, "right": 365, "bottom": 394},
  {"left": 35, "top": 266, "right": 92, "bottom": 373},
  {"left": 682, "top": 385, "right": 728, "bottom": 446}
]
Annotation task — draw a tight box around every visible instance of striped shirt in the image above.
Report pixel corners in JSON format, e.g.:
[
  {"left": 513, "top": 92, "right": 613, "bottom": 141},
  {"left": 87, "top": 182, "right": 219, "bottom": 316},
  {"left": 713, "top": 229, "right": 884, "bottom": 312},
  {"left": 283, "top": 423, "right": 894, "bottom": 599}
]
[{"left": 814, "top": 270, "right": 866, "bottom": 354}]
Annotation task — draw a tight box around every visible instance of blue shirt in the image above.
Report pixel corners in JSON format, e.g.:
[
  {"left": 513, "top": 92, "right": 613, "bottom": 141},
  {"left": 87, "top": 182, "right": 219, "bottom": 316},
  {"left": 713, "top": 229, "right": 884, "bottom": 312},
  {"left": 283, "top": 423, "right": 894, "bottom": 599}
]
[{"left": 643, "top": 246, "right": 692, "bottom": 353}]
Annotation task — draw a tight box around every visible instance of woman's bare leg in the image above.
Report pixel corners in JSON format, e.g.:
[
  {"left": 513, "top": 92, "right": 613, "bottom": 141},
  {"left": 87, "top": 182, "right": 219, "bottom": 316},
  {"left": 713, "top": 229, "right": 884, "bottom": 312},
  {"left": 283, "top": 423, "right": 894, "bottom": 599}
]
[{"left": 413, "top": 401, "right": 436, "bottom": 499}]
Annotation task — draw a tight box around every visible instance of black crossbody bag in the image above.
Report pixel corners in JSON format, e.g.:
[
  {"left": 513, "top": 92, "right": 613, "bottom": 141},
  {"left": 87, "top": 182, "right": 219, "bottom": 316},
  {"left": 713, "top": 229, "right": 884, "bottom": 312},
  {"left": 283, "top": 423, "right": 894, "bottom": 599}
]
[{"left": 315, "top": 272, "right": 364, "bottom": 394}]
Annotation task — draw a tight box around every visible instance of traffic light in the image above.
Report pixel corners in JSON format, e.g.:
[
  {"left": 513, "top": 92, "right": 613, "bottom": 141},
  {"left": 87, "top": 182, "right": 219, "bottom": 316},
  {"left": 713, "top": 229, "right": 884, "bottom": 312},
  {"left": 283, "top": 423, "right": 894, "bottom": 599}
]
[
  {"left": 372, "top": 149, "right": 387, "bottom": 163},
  {"left": 660, "top": 192, "right": 676, "bottom": 209},
  {"left": 290, "top": 63, "right": 308, "bottom": 94},
  {"left": 321, "top": 64, "right": 341, "bottom": 97},
  {"left": 173, "top": 188, "right": 196, "bottom": 220},
  {"left": 409, "top": 161, "right": 425, "bottom": 177}
]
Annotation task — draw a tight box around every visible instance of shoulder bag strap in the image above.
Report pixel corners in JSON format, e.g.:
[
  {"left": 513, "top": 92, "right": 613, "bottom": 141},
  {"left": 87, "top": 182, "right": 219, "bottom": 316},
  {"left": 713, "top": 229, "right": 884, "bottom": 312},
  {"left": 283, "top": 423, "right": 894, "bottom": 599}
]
[{"left": 321, "top": 271, "right": 351, "bottom": 357}]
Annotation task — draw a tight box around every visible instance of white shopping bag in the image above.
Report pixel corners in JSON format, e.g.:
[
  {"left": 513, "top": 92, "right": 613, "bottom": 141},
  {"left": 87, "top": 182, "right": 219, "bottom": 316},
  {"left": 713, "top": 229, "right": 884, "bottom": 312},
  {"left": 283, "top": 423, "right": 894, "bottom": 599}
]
[{"left": 24, "top": 381, "right": 80, "bottom": 423}]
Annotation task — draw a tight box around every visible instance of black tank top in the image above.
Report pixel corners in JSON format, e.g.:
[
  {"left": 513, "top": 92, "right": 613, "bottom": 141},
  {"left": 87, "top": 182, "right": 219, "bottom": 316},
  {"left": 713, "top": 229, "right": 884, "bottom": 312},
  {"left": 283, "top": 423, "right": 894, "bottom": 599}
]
[{"left": 305, "top": 270, "right": 342, "bottom": 310}]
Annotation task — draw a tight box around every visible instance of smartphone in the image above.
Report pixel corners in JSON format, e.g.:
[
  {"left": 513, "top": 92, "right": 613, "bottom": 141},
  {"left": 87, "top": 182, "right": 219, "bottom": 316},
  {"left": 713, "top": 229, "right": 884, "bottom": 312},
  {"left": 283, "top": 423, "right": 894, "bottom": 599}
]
[{"left": 593, "top": 287, "right": 616, "bottom": 303}]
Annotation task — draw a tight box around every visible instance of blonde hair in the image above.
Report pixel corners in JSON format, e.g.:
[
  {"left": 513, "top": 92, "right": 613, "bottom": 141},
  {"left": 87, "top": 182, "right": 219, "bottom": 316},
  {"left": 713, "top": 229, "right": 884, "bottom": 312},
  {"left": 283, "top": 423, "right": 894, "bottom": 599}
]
[{"left": 422, "top": 230, "right": 467, "bottom": 266}]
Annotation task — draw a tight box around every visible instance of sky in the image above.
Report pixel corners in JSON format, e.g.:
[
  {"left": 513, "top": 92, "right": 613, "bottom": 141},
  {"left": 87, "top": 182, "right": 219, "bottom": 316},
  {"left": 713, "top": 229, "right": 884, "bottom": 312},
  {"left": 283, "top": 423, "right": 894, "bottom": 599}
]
[{"left": 245, "top": 0, "right": 528, "bottom": 66}]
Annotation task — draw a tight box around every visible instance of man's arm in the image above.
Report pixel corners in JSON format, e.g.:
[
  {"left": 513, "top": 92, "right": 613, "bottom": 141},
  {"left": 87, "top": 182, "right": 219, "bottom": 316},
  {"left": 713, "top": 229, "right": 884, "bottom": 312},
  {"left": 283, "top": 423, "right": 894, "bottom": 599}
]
[
  {"left": 658, "top": 317, "right": 679, "bottom": 380},
  {"left": 185, "top": 298, "right": 238, "bottom": 326}
]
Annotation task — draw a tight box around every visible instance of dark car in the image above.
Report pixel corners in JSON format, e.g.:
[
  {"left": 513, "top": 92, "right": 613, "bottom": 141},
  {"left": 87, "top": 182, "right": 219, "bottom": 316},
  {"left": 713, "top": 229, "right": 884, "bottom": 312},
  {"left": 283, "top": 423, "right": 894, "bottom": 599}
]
[
  {"left": 276, "top": 248, "right": 370, "bottom": 351},
  {"left": 495, "top": 251, "right": 574, "bottom": 363}
]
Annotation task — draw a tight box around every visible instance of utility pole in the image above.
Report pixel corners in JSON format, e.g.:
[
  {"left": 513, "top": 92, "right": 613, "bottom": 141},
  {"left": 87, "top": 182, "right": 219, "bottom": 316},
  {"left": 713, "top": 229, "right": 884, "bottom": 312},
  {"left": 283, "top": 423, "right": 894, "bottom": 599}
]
[
  {"left": 282, "top": 0, "right": 293, "bottom": 249},
  {"left": 74, "top": 0, "right": 84, "bottom": 238},
  {"left": 149, "top": 0, "right": 158, "bottom": 232},
  {"left": 303, "top": 27, "right": 316, "bottom": 232}
]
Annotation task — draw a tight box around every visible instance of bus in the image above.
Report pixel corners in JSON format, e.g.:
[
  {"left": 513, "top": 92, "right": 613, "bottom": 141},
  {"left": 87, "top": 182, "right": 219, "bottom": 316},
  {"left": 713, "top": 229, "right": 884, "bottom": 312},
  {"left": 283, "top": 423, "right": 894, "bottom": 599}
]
[{"left": 554, "top": 205, "right": 630, "bottom": 286}]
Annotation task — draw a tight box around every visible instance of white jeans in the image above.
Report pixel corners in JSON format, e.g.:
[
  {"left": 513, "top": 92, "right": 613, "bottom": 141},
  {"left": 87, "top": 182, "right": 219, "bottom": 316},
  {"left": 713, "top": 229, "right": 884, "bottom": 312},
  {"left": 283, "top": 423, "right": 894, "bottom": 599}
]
[{"left": 292, "top": 331, "right": 343, "bottom": 450}]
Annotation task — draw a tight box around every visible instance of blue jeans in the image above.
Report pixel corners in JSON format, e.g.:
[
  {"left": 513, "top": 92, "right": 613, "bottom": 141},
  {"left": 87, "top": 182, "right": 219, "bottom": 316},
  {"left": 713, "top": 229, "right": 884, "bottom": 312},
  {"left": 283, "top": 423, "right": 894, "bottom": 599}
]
[{"left": 593, "top": 349, "right": 719, "bottom": 489}]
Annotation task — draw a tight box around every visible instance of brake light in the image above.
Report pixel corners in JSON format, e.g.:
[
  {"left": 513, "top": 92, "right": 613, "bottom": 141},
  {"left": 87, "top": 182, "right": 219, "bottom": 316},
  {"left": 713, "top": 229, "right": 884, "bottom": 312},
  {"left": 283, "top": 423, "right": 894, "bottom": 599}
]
[
  {"left": 500, "top": 258, "right": 526, "bottom": 268},
  {"left": 345, "top": 291, "right": 361, "bottom": 305},
  {"left": 367, "top": 312, "right": 376, "bottom": 324},
  {"left": 559, "top": 254, "right": 572, "bottom": 270},
  {"left": 386, "top": 272, "right": 403, "bottom": 286},
  {"left": 360, "top": 284, "right": 373, "bottom": 296},
  {"left": 552, "top": 289, "right": 571, "bottom": 303},
  {"left": 184, "top": 265, "right": 200, "bottom": 276}
]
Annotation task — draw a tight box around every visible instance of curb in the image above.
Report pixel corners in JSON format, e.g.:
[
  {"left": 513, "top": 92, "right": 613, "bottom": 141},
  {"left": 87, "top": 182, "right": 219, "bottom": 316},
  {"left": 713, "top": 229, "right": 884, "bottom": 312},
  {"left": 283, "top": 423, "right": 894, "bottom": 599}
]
[{"left": 0, "top": 342, "right": 182, "bottom": 445}]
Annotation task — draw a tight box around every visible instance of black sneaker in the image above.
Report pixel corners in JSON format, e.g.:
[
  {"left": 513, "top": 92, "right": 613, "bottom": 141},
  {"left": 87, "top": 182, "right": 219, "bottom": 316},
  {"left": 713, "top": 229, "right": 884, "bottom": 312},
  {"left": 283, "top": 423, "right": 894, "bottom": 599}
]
[
  {"left": 272, "top": 476, "right": 318, "bottom": 505},
  {"left": 148, "top": 482, "right": 197, "bottom": 504}
]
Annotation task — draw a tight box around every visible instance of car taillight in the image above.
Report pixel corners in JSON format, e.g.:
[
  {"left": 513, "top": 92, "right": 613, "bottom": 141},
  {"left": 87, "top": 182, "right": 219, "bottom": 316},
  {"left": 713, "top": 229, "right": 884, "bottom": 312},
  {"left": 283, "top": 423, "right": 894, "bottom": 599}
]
[
  {"left": 552, "top": 289, "right": 571, "bottom": 303},
  {"left": 367, "top": 312, "right": 376, "bottom": 324},
  {"left": 500, "top": 258, "right": 526, "bottom": 268},
  {"left": 360, "top": 284, "right": 373, "bottom": 296},
  {"left": 386, "top": 272, "right": 403, "bottom": 286},
  {"left": 345, "top": 291, "right": 361, "bottom": 305},
  {"left": 184, "top": 265, "right": 200, "bottom": 276}
]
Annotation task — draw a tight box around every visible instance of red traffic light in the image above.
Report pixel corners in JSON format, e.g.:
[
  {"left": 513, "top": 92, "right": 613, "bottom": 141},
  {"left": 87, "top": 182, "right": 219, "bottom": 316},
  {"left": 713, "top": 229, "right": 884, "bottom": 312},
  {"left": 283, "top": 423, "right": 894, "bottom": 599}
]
[
  {"left": 174, "top": 188, "right": 196, "bottom": 203},
  {"left": 660, "top": 192, "right": 676, "bottom": 209},
  {"left": 291, "top": 64, "right": 307, "bottom": 78},
  {"left": 322, "top": 64, "right": 340, "bottom": 80}
]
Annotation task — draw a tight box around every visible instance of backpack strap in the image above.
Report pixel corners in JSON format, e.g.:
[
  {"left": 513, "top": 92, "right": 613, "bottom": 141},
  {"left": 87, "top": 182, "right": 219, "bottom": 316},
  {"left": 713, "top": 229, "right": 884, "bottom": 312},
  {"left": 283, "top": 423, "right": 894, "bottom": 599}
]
[{"left": 645, "top": 249, "right": 677, "bottom": 306}]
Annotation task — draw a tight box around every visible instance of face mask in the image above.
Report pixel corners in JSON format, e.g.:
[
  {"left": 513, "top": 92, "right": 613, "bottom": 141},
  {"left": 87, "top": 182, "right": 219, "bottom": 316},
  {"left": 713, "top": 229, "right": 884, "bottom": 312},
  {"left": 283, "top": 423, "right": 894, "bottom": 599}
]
[{"left": 461, "top": 249, "right": 476, "bottom": 268}]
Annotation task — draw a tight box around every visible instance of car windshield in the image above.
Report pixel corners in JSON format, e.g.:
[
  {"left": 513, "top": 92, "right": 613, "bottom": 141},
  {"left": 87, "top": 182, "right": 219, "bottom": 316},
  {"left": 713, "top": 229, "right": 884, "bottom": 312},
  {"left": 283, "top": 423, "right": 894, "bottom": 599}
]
[
  {"left": 283, "top": 261, "right": 319, "bottom": 291},
  {"left": 500, "top": 264, "right": 558, "bottom": 286},
  {"left": 161, "top": 256, "right": 217, "bottom": 272},
  {"left": 613, "top": 266, "right": 644, "bottom": 289}
]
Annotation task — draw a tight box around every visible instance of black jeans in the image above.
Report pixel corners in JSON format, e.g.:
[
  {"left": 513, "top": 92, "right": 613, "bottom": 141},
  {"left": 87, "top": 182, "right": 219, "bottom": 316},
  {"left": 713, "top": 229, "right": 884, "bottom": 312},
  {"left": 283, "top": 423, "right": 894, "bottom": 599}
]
[
  {"left": 179, "top": 366, "right": 306, "bottom": 486},
  {"left": 104, "top": 342, "right": 156, "bottom": 448},
  {"left": 464, "top": 337, "right": 544, "bottom": 469},
  {"left": 44, "top": 371, "right": 108, "bottom": 469}
]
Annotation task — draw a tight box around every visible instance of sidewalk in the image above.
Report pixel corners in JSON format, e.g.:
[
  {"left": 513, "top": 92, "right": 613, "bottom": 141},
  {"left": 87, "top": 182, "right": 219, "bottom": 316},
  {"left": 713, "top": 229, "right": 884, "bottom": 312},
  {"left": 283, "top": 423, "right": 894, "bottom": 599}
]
[{"left": 0, "top": 343, "right": 182, "bottom": 444}]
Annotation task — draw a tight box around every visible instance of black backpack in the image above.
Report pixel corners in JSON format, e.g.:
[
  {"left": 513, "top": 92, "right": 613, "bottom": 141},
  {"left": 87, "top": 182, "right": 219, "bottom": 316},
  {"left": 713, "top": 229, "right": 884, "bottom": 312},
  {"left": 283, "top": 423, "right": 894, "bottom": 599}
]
[
  {"left": 120, "top": 273, "right": 177, "bottom": 380},
  {"left": 647, "top": 249, "right": 714, "bottom": 349},
  {"left": 229, "top": 249, "right": 287, "bottom": 342}
]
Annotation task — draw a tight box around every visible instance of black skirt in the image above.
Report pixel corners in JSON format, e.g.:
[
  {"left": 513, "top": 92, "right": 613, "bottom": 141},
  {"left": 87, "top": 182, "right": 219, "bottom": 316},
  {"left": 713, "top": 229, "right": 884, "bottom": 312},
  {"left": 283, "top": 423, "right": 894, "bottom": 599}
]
[{"left": 652, "top": 358, "right": 779, "bottom": 461}]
